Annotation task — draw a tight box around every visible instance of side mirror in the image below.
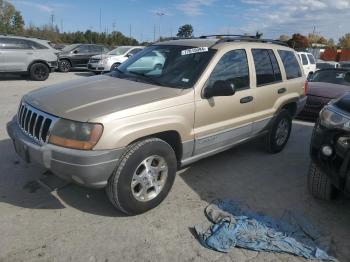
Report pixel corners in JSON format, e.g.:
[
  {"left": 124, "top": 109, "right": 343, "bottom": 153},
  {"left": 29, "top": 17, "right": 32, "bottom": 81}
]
[
  {"left": 126, "top": 53, "right": 133, "bottom": 58},
  {"left": 204, "top": 80, "right": 236, "bottom": 98},
  {"left": 73, "top": 49, "right": 79, "bottom": 54}
]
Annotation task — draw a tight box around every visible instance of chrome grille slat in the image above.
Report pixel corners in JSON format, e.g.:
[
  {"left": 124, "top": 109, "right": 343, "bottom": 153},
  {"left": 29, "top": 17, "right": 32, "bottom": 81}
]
[{"left": 16, "top": 102, "right": 58, "bottom": 144}]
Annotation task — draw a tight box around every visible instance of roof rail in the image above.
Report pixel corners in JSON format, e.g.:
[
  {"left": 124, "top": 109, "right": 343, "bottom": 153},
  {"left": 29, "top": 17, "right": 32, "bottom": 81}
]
[
  {"left": 199, "top": 34, "right": 257, "bottom": 39},
  {"left": 214, "top": 36, "right": 288, "bottom": 47}
]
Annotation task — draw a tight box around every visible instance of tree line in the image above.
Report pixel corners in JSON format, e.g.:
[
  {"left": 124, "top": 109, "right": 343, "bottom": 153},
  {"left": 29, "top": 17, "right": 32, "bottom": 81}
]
[{"left": 1, "top": 0, "right": 350, "bottom": 49}]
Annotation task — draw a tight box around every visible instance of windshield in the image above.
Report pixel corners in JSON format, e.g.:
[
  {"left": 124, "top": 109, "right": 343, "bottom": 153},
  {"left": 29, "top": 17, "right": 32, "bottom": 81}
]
[
  {"left": 108, "top": 47, "right": 131, "bottom": 56},
  {"left": 111, "top": 45, "right": 216, "bottom": 88},
  {"left": 62, "top": 44, "right": 80, "bottom": 52},
  {"left": 309, "top": 70, "right": 350, "bottom": 86}
]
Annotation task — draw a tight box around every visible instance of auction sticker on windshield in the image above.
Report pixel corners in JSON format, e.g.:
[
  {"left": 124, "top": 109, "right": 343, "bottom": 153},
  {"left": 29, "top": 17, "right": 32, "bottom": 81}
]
[{"left": 181, "top": 47, "right": 208, "bottom": 56}]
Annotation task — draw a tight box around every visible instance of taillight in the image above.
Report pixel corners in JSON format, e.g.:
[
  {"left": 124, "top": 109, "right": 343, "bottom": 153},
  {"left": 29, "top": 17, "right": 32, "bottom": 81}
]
[{"left": 304, "top": 80, "right": 308, "bottom": 95}]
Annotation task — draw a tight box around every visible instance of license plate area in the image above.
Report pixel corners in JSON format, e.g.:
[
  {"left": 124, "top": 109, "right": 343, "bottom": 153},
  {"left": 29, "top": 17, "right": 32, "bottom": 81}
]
[{"left": 13, "top": 139, "right": 30, "bottom": 163}]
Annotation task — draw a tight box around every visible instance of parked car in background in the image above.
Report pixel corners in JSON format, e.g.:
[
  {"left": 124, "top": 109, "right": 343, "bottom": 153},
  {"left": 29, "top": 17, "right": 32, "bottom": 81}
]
[
  {"left": 298, "top": 68, "right": 350, "bottom": 120},
  {"left": 340, "top": 61, "right": 350, "bottom": 69},
  {"left": 87, "top": 46, "right": 144, "bottom": 73},
  {"left": 308, "top": 92, "right": 350, "bottom": 200},
  {"left": 316, "top": 60, "right": 340, "bottom": 70},
  {"left": 0, "top": 35, "right": 58, "bottom": 81},
  {"left": 7, "top": 36, "right": 306, "bottom": 215},
  {"left": 298, "top": 52, "right": 316, "bottom": 76},
  {"left": 58, "top": 44, "right": 109, "bottom": 72}
]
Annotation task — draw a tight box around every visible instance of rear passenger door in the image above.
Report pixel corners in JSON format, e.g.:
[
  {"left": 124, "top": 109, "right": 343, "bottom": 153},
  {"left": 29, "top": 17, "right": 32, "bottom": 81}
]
[
  {"left": 249, "top": 48, "right": 283, "bottom": 134},
  {"left": 0, "top": 38, "right": 31, "bottom": 71},
  {"left": 194, "top": 49, "right": 255, "bottom": 155}
]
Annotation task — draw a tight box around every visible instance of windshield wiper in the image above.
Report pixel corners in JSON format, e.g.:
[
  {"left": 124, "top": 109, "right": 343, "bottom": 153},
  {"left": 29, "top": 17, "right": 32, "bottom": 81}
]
[{"left": 127, "top": 71, "right": 166, "bottom": 87}]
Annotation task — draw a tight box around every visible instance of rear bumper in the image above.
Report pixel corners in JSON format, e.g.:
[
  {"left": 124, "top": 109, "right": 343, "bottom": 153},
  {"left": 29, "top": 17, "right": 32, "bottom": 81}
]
[
  {"left": 296, "top": 96, "right": 307, "bottom": 116},
  {"left": 7, "top": 118, "right": 124, "bottom": 189},
  {"left": 298, "top": 95, "right": 330, "bottom": 120}
]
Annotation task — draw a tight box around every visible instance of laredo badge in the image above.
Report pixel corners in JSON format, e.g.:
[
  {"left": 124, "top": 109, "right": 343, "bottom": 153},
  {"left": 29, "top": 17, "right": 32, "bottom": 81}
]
[{"left": 181, "top": 47, "right": 209, "bottom": 56}]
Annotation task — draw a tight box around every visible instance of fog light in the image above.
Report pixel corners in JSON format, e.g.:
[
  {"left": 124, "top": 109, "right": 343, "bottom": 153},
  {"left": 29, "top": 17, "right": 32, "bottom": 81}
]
[{"left": 321, "top": 145, "right": 333, "bottom": 156}]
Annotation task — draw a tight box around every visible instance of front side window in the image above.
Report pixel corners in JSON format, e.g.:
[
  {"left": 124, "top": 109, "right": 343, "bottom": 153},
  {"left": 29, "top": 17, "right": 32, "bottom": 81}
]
[
  {"left": 128, "top": 48, "right": 143, "bottom": 56},
  {"left": 208, "top": 49, "right": 250, "bottom": 91},
  {"left": 76, "top": 45, "right": 90, "bottom": 53},
  {"left": 29, "top": 40, "right": 48, "bottom": 49},
  {"left": 114, "top": 45, "right": 216, "bottom": 88},
  {"left": 278, "top": 50, "right": 302, "bottom": 79},
  {"left": 252, "top": 49, "right": 281, "bottom": 86},
  {"left": 301, "top": 54, "right": 308, "bottom": 65},
  {"left": 307, "top": 54, "right": 316, "bottom": 64}
]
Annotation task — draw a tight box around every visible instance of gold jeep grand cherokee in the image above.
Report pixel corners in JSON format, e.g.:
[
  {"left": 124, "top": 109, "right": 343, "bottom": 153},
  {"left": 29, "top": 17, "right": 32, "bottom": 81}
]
[{"left": 7, "top": 35, "right": 306, "bottom": 215}]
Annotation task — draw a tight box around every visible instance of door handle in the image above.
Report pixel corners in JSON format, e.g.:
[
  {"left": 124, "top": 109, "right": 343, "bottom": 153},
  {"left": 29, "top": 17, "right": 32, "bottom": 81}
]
[
  {"left": 240, "top": 96, "right": 253, "bottom": 104},
  {"left": 277, "top": 88, "right": 286, "bottom": 94}
]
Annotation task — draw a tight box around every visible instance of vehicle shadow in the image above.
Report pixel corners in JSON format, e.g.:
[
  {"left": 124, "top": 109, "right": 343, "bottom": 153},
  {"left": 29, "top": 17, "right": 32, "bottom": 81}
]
[
  {"left": 179, "top": 121, "right": 350, "bottom": 261},
  {"left": 74, "top": 72, "right": 95, "bottom": 77},
  {"left": 0, "top": 73, "right": 30, "bottom": 81},
  {"left": 0, "top": 138, "right": 124, "bottom": 217}
]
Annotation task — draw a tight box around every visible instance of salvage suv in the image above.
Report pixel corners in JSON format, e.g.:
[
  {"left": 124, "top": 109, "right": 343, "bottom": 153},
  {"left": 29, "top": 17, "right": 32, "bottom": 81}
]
[{"left": 7, "top": 36, "right": 306, "bottom": 215}]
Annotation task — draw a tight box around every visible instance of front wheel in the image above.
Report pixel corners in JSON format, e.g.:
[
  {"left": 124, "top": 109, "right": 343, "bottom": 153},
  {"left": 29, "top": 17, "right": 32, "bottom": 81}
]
[
  {"left": 58, "top": 59, "right": 71, "bottom": 72},
  {"left": 308, "top": 161, "right": 337, "bottom": 200},
  {"left": 106, "top": 138, "right": 177, "bottom": 215},
  {"left": 110, "top": 63, "right": 121, "bottom": 72},
  {"left": 265, "top": 109, "right": 292, "bottom": 153}
]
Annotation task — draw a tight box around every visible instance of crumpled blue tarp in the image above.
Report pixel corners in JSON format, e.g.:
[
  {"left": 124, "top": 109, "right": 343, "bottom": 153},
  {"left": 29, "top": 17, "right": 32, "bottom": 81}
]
[{"left": 194, "top": 199, "right": 336, "bottom": 261}]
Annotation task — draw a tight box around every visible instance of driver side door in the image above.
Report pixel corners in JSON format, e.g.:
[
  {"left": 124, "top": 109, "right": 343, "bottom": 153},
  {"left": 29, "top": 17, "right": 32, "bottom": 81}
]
[{"left": 194, "top": 49, "right": 255, "bottom": 155}]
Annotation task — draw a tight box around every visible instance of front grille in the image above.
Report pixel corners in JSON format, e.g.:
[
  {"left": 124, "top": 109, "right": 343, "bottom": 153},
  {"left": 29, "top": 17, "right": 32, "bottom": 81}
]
[
  {"left": 17, "top": 102, "right": 57, "bottom": 143},
  {"left": 89, "top": 58, "right": 100, "bottom": 63}
]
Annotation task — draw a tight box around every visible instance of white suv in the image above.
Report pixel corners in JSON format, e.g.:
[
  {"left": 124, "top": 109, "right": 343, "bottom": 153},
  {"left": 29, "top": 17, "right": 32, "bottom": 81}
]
[
  {"left": 87, "top": 46, "right": 144, "bottom": 73},
  {"left": 297, "top": 52, "right": 316, "bottom": 76}
]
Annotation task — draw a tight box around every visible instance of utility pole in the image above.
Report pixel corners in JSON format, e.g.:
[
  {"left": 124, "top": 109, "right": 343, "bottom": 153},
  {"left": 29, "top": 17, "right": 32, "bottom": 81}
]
[
  {"left": 129, "top": 24, "right": 132, "bottom": 39},
  {"left": 50, "top": 11, "right": 54, "bottom": 30},
  {"left": 153, "top": 24, "right": 156, "bottom": 42},
  {"left": 60, "top": 19, "right": 63, "bottom": 33},
  {"left": 156, "top": 12, "right": 165, "bottom": 40},
  {"left": 99, "top": 8, "right": 102, "bottom": 33}
]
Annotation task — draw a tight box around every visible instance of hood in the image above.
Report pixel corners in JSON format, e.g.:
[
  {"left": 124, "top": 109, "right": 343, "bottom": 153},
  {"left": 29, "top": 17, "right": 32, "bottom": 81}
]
[
  {"left": 90, "top": 54, "right": 117, "bottom": 60},
  {"left": 307, "top": 82, "right": 350, "bottom": 99},
  {"left": 24, "top": 75, "right": 183, "bottom": 122}
]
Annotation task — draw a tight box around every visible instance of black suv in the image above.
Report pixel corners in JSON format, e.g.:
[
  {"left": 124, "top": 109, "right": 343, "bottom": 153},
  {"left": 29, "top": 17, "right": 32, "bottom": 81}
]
[
  {"left": 58, "top": 44, "right": 109, "bottom": 72},
  {"left": 309, "top": 92, "right": 350, "bottom": 200}
]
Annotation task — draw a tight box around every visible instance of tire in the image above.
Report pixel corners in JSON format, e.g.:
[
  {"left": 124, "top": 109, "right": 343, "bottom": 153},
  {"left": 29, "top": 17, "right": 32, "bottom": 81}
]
[
  {"left": 106, "top": 138, "right": 177, "bottom": 215},
  {"left": 265, "top": 109, "right": 292, "bottom": 153},
  {"left": 29, "top": 63, "right": 50, "bottom": 81},
  {"left": 308, "top": 161, "right": 336, "bottom": 200},
  {"left": 110, "top": 63, "right": 121, "bottom": 72},
  {"left": 58, "top": 59, "right": 71, "bottom": 72}
]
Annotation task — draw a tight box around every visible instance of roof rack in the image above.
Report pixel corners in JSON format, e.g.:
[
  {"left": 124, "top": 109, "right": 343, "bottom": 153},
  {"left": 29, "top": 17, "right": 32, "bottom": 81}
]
[{"left": 200, "top": 35, "right": 288, "bottom": 47}]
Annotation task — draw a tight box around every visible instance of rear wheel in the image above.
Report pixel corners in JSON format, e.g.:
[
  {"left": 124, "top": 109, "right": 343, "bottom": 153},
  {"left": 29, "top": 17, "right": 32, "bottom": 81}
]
[
  {"left": 106, "top": 138, "right": 177, "bottom": 215},
  {"left": 58, "top": 59, "right": 71, "bottom": 72},
  {"left": 29, "top": 63, "right": 50, "bottom": 81},
  {"left": 308, "top": 161, "right": 337, "bottom": 200},
  {"left": 265, "top": 109, "right": 292, "bottom": 153}
]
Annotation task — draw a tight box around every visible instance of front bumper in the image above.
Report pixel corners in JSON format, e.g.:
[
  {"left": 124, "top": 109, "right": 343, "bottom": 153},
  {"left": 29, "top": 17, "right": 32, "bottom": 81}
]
[
  {"left": 7, "top": 118, "right": 124, "bottom": 189},
  {"left": 310, "top": 122, "right": 350, "bottom": 193},
  {"left": 87, "top": 62, "right": 109, "bottom": 72},
  {"left": 48, "top": 60, "right": 58, "bottom": 71}
]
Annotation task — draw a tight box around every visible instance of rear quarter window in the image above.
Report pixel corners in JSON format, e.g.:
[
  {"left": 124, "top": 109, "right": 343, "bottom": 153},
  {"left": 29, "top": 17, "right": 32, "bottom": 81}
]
[{"left": 278, "top": 50, "right": 302, "bottom": 80}]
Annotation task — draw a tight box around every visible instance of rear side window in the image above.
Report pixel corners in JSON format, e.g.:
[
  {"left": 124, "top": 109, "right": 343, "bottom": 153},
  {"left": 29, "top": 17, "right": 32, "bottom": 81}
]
[
  {"left": 278, "top": 50, "right": 302, "bottom": 79},
  {"left": 209, "top": 49, "right": 250, "bottom": 91},
  {"left": 301, "top": 54, "right": 308, "bottom": 65},
  {"left": 0, "top": 38, "right": 30, "bottom": 49},
  {"left": 307, "top": 54, "right": 316, "bottom": 64},
  {"left": 29, "top": 41, "right": 48, "bottom": 49},
  {"left": 252, "top": 49, "right": 281, "bottom": 86}
]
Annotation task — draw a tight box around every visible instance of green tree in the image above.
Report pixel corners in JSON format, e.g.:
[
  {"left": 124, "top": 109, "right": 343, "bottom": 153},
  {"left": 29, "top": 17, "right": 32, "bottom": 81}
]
[
  {"left": 339, "top": 33, "right": 350, "bottom": 49},
  {"left": 0, "top": 1, "right": 24, "bottom": 34},
  {"left": 177, "top": 24, "right": 193, "bottom": 38}
]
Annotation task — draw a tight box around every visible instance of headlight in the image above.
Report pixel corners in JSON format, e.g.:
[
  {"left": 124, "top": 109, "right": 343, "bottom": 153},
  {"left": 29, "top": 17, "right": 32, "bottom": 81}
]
[
  {"left": 319, "top": 107, "right": 350, "bottom": 131},
  {"left": 48, "top": 119, "right": 103, "bottom": 150},
  {"left": 101, "top": 58, "right": 110, "bottom": 64}
]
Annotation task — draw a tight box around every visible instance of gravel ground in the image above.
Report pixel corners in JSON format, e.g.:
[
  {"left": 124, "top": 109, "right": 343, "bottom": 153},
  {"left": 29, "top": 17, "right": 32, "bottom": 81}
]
[{"left": 0, "top": 71, "right": 349, "bottom": 262}]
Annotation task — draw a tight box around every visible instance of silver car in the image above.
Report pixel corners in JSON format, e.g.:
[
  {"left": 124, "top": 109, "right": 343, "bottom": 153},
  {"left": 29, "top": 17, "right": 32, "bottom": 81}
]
[{"left": 0, "top": 35, "right": 58, "bottom": 81}]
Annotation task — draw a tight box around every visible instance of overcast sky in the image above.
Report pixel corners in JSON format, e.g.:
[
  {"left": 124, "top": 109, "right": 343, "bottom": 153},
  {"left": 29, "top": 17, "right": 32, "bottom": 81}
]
[{"left": 9, "top": 0, "right": 350, "bottom": 42}]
